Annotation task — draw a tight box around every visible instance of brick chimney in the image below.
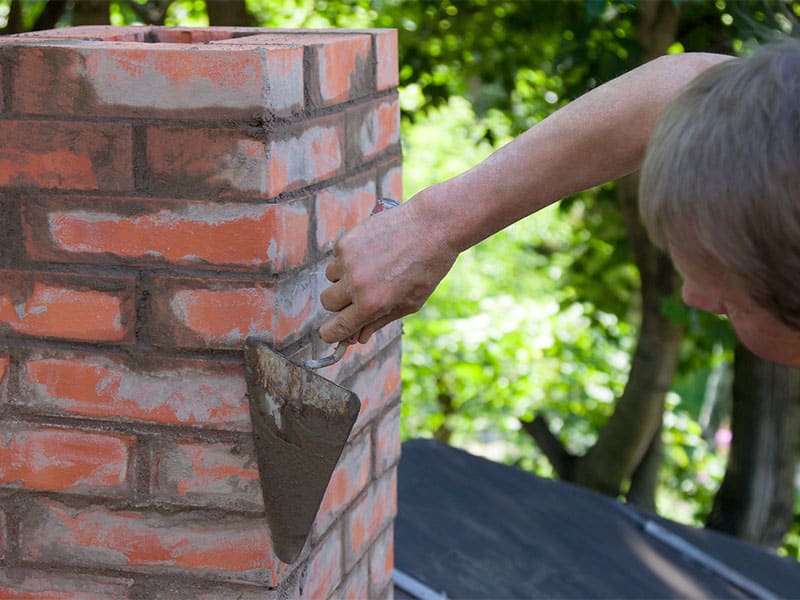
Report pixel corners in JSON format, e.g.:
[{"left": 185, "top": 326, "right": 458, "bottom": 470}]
[{"left": 0, "top": 26, "right": 401, "bottom": 598}]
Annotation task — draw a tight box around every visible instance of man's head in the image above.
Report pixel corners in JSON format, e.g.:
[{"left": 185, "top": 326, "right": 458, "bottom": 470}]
[{"left": 639, "top": 40, "right": 800, "bottom": 366}]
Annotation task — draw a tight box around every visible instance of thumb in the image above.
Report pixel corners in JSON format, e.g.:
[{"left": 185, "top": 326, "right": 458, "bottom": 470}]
[{"left": 319, "top": 305, "right": 362, "bottom": 344}]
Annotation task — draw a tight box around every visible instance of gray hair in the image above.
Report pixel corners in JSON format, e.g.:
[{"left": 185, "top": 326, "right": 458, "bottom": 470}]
[{"left": 639, "top": 40, "right": 800, "bottom": 328}]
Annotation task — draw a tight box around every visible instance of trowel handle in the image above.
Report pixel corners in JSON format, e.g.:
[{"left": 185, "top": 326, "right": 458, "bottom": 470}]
[{"left": 303, "top": 197, "right": 400, "bottom": 370}]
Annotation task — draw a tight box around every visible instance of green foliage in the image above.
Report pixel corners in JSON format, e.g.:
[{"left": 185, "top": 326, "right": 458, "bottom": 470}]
[{"left": 3, "top": 0, "right": 797, "bottom": 558}]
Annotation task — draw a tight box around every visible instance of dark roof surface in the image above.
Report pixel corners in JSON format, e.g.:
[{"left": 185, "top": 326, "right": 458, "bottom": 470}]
[{"left": 396, "top": 438, "right": 800, "bottom": 599}]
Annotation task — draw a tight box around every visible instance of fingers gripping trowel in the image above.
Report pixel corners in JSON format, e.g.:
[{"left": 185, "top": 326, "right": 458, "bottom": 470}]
[{"left": 244, "top": 198, "right": 398, "bottom": 564}]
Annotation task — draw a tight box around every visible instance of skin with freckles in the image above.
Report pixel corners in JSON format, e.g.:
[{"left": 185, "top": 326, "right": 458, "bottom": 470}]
[{"left": 670, "top": 245, "right": 800, "bottom": 368}]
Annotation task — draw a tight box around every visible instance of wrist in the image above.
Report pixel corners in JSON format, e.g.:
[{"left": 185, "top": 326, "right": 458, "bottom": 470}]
[{"left": 408, "top": 178, "right": 481, "bottom": 255}]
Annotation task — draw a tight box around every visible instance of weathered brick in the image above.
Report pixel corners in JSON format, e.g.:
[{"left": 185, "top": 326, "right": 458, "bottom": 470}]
[
  {"left": 146, "top": 126, "right": 268, "bottom": 199},
  {"left": 274, "top": 272, "right": 317, "bottom": 345},
  {"left": 219, "top": 33, "right": 372, "bottom": 106},
  {"left": 348, "top": 342, "right": 402, "bottom": 433},
  {"left": 375, "top": 30, "right": 399, "bottom": 91},
  {"left": 299, "top": 524, "right": 344, "bottom": 600},
  {"left": 0, "top": 271, "right": 135, "bottom": 343},
  {"left": 268, "top": 115, "right": 346, "bottom": 198},
  {"left": 0, "top": 355, "right": 9, "bottom": 399},
  {"left": 316, "top": 176, "right": 376, "bottom": 254},
  {"left": 369, "top": 524, "right": 394, "bottom": 597},
  {"left": 344, "top": 469, "right": 397, "bottom": 572},
  {"left": 18, "top": 354, "right": 251, "bottom": 430},
  {"left": 147, "top": 278, "right": 273, "bottom": 350},
  {"left": 0, "top": 60, "right": 5, "bottom": 113},
  {"left": 346, "top": 96, "right": 400, "bottom": 166},
  {"left": 9, "top": 43, "right": 303, "bottom": 119},
  {"left": 0, "top": 424, "right": 132, "bottom": 495},
  {"left": 376, "top": 581, "right": 395, "bottom": 600},
  {"left": 23, "top": 196, "right": 310, "bottom": 272},
  {"left": 315, "top": 319, "right": 403, "bottom": 385},
  {"left": 6, "top": 24, "right": 156, "bottom": 41},
  {"left": 374, "top": 404, "right": 401, "bottom": 476},
  {"left": 378, "top": 162, "right": 403, "bottom": 202},
  {"left": 336, "top": 557, "right": 369, "bottom": 600},
  {"left": 20, "top": 498, "right": 285, "bottom": 585},
  {"left": 304, "top": 34, "right": 373, "bottom": 106},
  {"left": 0, "top": 120, "right": 132, "bottom": 191},
  {"left": 0, "top": 510, "right": 5, "bottom": 560},
  {"left": 150, "top": 439, "right": 262, "bottom": 511},
  {"left": 0, "top": 568, "right": 134, "bottom": 599},
  {"left": 133, "top": 579, "right": 276, "bottom": 600},
  {"left": 147, "top": 273, "right": 314, "bottom": 350},
  {"left": 313, "top": 430, "right": 371, "bottom": 538}
]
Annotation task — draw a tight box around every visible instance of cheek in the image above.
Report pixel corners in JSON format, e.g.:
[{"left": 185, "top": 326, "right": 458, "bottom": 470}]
[
  {"left": 681, "top": 283, "right": 725, "bottom": 315},
  {"left": 729, "top": 314, "right": 800, "bottom": 368}
]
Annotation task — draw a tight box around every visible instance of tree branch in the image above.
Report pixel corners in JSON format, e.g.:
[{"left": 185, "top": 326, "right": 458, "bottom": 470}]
[
  {"left": 520, "top": 414, "right": 575, "bottom": 479},
  {"left": 32, "top": 0, "right": 68, "bottom": 31},
  {"left": 1, "top": 0, "right": 24, "bottom": 35}
]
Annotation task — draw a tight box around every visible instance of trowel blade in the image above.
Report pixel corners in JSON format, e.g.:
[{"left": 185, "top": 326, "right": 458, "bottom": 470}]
[{"left": 244, "top": 339, "right": 361, "bottom": 564}]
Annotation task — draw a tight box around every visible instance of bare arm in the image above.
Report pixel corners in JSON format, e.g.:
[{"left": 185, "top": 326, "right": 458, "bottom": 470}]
[{"left": 319, "top": 52, "right": 733, "bottom": 344}]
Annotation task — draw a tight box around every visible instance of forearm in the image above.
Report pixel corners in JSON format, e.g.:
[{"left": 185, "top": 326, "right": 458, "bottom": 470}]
[{"left": 411, "top": 52, "right": 733, "bottom": 253}]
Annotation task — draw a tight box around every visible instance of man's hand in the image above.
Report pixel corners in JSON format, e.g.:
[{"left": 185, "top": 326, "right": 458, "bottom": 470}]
[{"left": 319, "top": 192, "right": 458, "bottom": 344}]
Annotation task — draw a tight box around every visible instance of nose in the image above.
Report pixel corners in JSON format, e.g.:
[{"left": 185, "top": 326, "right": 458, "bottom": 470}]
[{"left": 682, "top": 282, "right": 725, "bottom": 315}]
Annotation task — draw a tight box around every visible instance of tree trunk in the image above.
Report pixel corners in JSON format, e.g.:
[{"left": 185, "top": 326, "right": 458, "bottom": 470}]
[
  {"left": 571, "top": 172, "right": 683, "bottom": 498},
  {"left": 626, "top": 416, "right": 664, "bottom": 511},
  {"left": 706, "top": 344, "right": 800, "bottom": 548},
  {"left": 524, "top": 1, "right": 682, "bottom": 505},
  {"left": 33, "top": 0, "right": 68, "bottom": 30},
  {"left": 206, "top": 0, "right": 254, "bottom": 27},
  {"left": 71, "top": 0, "right": 110, "bottom": 26}
]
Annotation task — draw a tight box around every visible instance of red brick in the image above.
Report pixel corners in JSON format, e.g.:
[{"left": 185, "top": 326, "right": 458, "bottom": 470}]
[
  {"left": 137, "top": 581, "right": 275, "bottom": 600},
  {"left": 314, "top": 319, "right": 403, "bottom": 385},
  {"left": 146, "top": 126, "right": 268, "bottom": 198},
  {"left": 316, "top": 177, "right": 376, "bottom": 254},
  {"left": 267, "top": 115, "right": 345, "bottom": 198},
  {"left": 0, "top": 120, "right": 132, "bottom": 191},
  {"left": 0, "top": 569, "right": 134, "bottom": 599},
  {"left": 150, "top": 440, "right": 262, "bottom": 511},
  {"left": 0, "top": 60, "right": 5, "bottom": 113},
  {"left": 300, "top": 524, "right": 344, "bottom": 600},
  {"left": 273, "top": 273, "right": 317, "bottom": 344},
  {"left": 23, "top": 196, "right": 310, "bottom": 272},
  {"left": 346, "top": 97, "right": 400, "bottom": 165},
  {"left": 337, "top": 557, "right": 369, "bottom": 600},
  {"left": 374, "top": 404, "right": 401, "bottom": 476},
  {"left": 0, "top": 355, "right": 9, "bottom": 397},
  {"left": 313, "top": 431, "right": 371, "bottom": 538},
  {"left": 9, "top": 43, "right": 303, "bottom": 119},
  {"left": 18, "top": 354, "right": 250, "bottom": 430},
  {"left": 20, "top": 498, "right": 285, "bottom": 585},
  {"left": 219, "top": 33, "right": 372, "bottom": 106},
  {"left": 344, "top": 469, "right": 397, "bottom": 571},
  {"left": 349, "top": 343, "right": 402, "bottom": 433},
  {"left": 0, "top": 424, "right": 132, "bottom": 495},
  {"left": 308, "top": 34, "right": 372, "bottom": 106},
  {"left": 0, "top": 271, "right": 135, "bottom": 343},
  {"left": 148, "top": 274, "right": 314, "bottom": 350},
  {"left": 369, "top": 524, "right": 395, "bottom": 597},
  {"left": 379, "top": 163, "right": 403, "bottom": 202},
  {"left": 6, "top": 25, "right": 155, "bottom": 41},
  {"left": 375, "top": 30, "right": 399, "bottom": 91},
  {"left": 0, "top": 510, "right": 5, "bottom": 560},
  {"left": 150, "top": 282, "right": 275, "bottom": 349}
]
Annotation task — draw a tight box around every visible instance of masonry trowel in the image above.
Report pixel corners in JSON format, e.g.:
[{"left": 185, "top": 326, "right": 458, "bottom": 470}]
[{"left": 244, "top": 198, "right": 398, "bottom": 564}]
